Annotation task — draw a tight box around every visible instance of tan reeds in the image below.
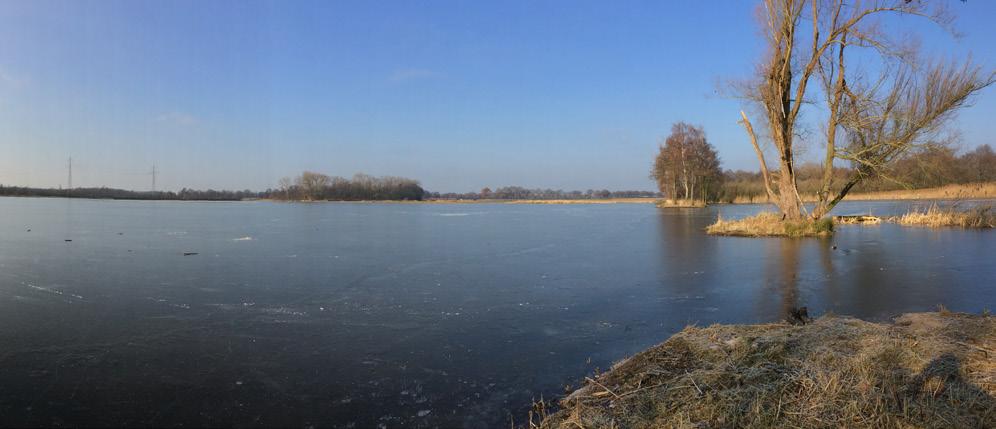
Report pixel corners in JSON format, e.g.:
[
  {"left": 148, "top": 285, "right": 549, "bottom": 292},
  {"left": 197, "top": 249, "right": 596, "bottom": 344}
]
[{"left": 895, "top": 204, "right": 994, "bottom": 228}]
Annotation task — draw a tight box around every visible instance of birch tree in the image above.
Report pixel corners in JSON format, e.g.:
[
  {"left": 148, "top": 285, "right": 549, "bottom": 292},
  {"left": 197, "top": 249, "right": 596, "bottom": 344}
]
[{"left": 652, "top": 122, "right": 723, "bottom": 201}]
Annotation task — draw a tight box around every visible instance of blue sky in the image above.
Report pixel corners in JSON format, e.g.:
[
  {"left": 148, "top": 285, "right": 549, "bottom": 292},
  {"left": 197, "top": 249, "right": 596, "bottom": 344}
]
[{"left": 0, "top": 1, "right": 993, "bottom": 192}]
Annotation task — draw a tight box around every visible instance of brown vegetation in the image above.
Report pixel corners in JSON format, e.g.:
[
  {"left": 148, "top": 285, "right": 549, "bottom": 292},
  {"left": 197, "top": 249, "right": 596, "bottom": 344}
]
[
  {"left": 718, "top": 146, "right": 996, "bottom": 204},
  {"left": 706, "top": 212, "right": 833, "bottom": 237},
  {"left": 727, "top": 182, "right": 996, "bottom": 204},
  {"left": 843, "top": 182, "right": 996, "bottom": 202},
  {"left": 895, "top": 204, "right": 995, "bottom": 229},
  {"left": 535, "top": 311, "right": 995, "bottom": 429}
]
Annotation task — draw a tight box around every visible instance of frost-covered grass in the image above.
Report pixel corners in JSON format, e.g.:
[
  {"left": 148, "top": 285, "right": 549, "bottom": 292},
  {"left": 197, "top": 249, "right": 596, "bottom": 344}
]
[{"left": 535, "top": 311, "right": 996, "bottom": 429}]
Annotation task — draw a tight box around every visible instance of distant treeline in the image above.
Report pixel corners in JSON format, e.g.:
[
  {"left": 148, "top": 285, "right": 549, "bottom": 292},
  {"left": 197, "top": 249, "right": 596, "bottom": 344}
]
[
  {"left": 273, "top": 172, "right": 426, "bottom": 201},
  {"left": 427, "top": 187, "right": 660, "bottom": 200},
  {"left": 5, "top": 144, "right": 990, "bottom": 204},
  {"left": 0, "top": 182, "right": 655, "bottom": 202},
  {"left": 0, "top": 172, "right": 429, "bottom": 202},
  {"left": 718, "top": 144, "right": 996, "bottom": 203},
  {"left": 0, "top": 185, "right": 262, "bottom": 201}
]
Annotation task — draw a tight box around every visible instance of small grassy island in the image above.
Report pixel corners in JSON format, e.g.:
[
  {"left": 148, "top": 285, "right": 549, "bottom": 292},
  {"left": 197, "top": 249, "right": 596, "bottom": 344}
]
[
  {"left": 534, "top": 311, "right": 995, "bottom": 429},
  {"left": 707, "top": 204, "right": 993, "bottom": 237},
  {"left": 706, "top": 212, "right": 834, "bottom": 237}
]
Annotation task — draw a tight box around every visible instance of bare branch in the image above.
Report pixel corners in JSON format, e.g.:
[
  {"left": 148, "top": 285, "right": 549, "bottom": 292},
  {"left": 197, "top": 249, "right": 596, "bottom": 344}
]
[{"left": 740, "top": 111, "right": 777, "bottom": 203}]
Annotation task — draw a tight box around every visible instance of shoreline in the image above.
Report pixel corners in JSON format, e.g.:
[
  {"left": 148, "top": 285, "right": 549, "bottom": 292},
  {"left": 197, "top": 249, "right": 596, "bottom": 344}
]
[
  {"left": 1, "top": 182, "right": 993, "bottom": 205},
  {"left": 432, "top": 182, "right": 995, "bottom": 205},
  {"left": 535, "top": 311, "right": 995, "bottom": 428},
  {"left": 730, "top": 182, "right": 996, "bottom": 204}
]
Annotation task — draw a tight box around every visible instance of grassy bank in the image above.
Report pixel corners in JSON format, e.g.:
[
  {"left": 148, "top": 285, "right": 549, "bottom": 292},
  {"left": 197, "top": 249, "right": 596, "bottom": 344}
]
[
  {"left": 534, "top": 311, "right": 995, "bottom": 429},
  {"left": 706, "top": 212, "right": 833, "bottom": 237}
]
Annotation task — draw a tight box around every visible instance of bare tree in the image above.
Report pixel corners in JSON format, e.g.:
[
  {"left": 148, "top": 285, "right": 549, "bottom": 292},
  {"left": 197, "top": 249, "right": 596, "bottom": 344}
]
[
  {"left": 296, "top": 171, "right": 332, "bottom": 200},
  {"left": 277, "top": 176, "right": 294, "bottom": 199},
  {"left": 652, "top": 122, "right": 723, "bottom": 201},
  {"left": 737, "top": 0, "right": 994, "bottom": 220}
]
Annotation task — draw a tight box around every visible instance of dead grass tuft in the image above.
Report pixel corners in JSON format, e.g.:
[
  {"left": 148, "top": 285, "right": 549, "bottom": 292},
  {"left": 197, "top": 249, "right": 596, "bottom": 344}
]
[
  {"left": 706, "top": 212, "right": 833, "bottom": 237},
  {"left": 895, "top": 204, "right": 994, "bottom": 228},
  {"left": 537, "top": 312, "right": 996, "bottom": 429}
]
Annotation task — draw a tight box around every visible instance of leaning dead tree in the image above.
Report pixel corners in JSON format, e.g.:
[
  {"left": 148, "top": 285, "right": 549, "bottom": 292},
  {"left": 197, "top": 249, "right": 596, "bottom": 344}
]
[{"left": 737, "top": 0, "right": 994, "bottom": 221}]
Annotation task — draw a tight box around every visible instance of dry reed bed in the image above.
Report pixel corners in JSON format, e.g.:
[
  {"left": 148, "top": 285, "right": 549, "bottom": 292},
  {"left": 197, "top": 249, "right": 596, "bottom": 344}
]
[
  {"left": 894, "top": 204, "right": 994, "bottom": 228},
  {"left": 845, "top": 182, "right": 996, "bottom": 202},
  {"left": 732, "top": 182, "right": 996, "bottom": 204},
  {"left": 534, "top": 312, "right": 995, "bottom": 429}
]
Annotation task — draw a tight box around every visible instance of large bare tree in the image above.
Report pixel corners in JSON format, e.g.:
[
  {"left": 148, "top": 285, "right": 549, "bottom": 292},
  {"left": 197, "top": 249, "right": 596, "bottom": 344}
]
[
  {"left": 738, "top": 0, "right": 994, "bottom": 220},
  {"left": 296, "top": 171, "right": 332, "bottom": 200}
]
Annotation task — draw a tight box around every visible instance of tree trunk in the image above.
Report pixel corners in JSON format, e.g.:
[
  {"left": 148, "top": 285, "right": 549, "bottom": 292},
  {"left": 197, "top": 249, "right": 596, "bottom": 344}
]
[
  {"left": 739, "top": 111, "right": 777, "bottom": 204},
  {"left": 814, "top": 30, "right": 847, "bottom": 221},
  {"left": 680, "top": 147, "right": 689, "bottom": 199},
  {"left": 776, "top": 158, "right": 803, "bottom": 220},
  {"left": 811, "top": 173, "right": 861, "bottom": 219}
]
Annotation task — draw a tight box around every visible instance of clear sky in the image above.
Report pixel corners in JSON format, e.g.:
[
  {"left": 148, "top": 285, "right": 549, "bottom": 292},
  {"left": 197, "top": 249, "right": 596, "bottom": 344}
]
[{"left": 0, "top": 0, "right": 993, "bottom": 193}]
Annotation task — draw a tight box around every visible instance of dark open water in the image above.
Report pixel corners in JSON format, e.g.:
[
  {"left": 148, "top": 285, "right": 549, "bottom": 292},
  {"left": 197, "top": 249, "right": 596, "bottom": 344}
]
[{"left": 0, "top": 197, "right": 992, "bottom": 427}]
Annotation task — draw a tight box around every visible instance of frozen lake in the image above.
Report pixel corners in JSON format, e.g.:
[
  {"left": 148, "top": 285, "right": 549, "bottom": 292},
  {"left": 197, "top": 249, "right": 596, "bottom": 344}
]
[{"left": 0, "top": 197, "right": 993, "bottom": 427}]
